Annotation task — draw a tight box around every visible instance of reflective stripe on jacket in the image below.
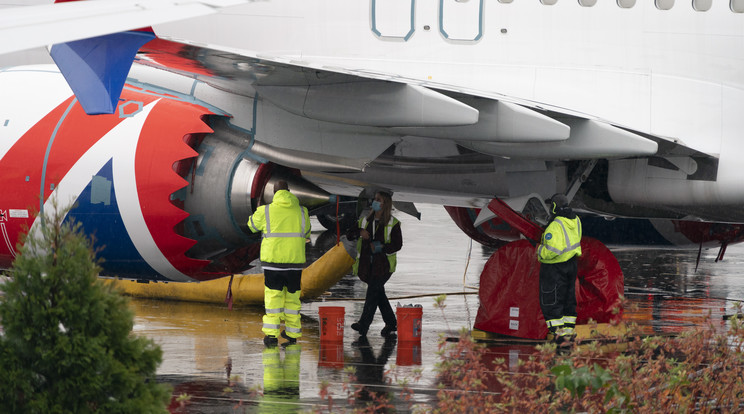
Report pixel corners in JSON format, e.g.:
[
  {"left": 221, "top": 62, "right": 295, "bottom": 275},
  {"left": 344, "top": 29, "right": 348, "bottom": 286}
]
[
  {"left": 247, "top": 190, "right": 310, "bottom": 265},
  {"left": 537, "top": 216, "right": 582, "bottom": 264}
]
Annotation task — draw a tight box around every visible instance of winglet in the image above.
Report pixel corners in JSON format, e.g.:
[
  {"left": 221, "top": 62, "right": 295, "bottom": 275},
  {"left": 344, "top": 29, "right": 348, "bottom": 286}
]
[{"left": 50, "top": 30, "right": 155, "bottom": 115}]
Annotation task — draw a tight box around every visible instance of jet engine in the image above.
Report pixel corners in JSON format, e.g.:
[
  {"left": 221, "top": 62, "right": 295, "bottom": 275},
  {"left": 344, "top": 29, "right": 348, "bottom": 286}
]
[{"left": 0, "top": 67, "right": 329, "bottom": 282}]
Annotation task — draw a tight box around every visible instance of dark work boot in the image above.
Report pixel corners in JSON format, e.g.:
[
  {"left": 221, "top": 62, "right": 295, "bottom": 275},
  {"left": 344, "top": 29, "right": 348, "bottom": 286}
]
[
  {"left": 381, "top": 324, "right": 397, "bottom": 337},
  {"left": 351, "top": 322, "right": 368, "bottom": 336},
  {"left": 263, "top": 335, "right": 278, "bottom": 347},
  {"left": 553, "top": 328, "right": 574, "bottom": 348},
  {"left": 281, "top": 330, "right": 297, "bottom": 344}
]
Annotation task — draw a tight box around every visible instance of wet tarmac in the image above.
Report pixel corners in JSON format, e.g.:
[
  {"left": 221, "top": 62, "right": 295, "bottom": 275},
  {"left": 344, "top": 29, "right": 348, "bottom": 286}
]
[{"left": 132, "top": 204, "right": 744, "bottom": 412}]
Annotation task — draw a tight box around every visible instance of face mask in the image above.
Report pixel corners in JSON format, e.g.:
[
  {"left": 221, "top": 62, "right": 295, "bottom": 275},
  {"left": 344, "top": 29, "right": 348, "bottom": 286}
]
[{"left": 371, "top": 200, "right": 382, "bottom": 212}]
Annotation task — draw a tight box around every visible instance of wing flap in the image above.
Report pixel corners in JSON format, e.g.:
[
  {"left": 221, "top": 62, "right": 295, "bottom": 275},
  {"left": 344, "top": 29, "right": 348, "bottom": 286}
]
[
  {"left": 389, "top": 100, "right": 570, "bottom": 143},
  {"left": 462, "top": 118, "right": 658, "bottom": 160},
  {"left": 256, "top": 82, "right": 478, "bottom": 127}
]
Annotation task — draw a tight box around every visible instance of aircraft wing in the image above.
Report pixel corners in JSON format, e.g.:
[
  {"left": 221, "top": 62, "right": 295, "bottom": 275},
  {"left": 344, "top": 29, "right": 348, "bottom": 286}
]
[
  {"left": 135, "top": 38, "right": 673, "bottom": 162},
  {"left": 125, "top": 36, "right": 731, "bottom": 226},
  {"left": 134, "top": 38, "right": 722, "bottom": 178}
]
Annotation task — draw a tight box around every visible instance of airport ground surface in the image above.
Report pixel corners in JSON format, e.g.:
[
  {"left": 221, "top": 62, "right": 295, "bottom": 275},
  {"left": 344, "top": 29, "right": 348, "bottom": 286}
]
[{"left": 134, "top": 204, "right": 744, "bottom": 412}]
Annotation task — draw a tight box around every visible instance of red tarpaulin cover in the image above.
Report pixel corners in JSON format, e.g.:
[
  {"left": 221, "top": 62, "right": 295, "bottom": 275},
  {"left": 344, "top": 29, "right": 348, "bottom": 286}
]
[{"left": 473, "top": 237, "right": 623, "bottom": 339}]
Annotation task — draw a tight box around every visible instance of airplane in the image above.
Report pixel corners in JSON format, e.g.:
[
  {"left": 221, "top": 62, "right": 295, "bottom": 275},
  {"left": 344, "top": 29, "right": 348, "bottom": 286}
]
[{"left": 1, "top": 0, "right": 744, "bottom": 336}]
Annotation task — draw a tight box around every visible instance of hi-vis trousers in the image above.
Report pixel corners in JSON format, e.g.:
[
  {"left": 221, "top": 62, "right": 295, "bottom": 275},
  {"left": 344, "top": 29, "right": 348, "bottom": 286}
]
[
  {"left": 260, "top": 344, "right": 300, "bottom": 413},
  {"left": 263, "top": 269, "right": 302, "bottom": 338}
]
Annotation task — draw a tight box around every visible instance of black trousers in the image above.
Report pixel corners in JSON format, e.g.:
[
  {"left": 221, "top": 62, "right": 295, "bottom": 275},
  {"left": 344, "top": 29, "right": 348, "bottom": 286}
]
[
  {"left": 358, "top": 277, "right": 397, "bottom": 330},
  {"left": 539, "top": 256, "right": 578, "bottom": 327},
  {"left": 264, "top": 269, "right": 301, "bottom": 293}
]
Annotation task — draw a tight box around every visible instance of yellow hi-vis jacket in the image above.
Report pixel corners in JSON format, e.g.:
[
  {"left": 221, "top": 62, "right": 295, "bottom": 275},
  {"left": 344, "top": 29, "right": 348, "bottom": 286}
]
[
  {"left": 537, "top": 216, "right": 582, "bottom": 264},
  {"left": 247, "top": 190, "right": 310, "bottom": 265}
]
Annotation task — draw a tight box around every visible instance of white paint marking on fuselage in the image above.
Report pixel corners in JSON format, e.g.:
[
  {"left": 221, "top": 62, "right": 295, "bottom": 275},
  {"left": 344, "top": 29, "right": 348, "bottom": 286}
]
[
  {"left": 29, "top": 99, "right": 193, "bottom": 282},
  {"left": 1, "top": 223, "right": 15, "bottom": 258}
]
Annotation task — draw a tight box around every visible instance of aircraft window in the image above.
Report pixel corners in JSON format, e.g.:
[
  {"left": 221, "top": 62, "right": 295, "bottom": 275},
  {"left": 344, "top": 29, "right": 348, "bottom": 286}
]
[
  {"left": 440, "top": 0, "right": 484, "bottom": 41},
  {"left": 732, "top": 0, "right": 744, "bottom": 13},
  {"left": 578, "top": 0, "right": 597, "bottom": 6},
  {"left": 617, "top": 0, "right": 636, "bottom": 8},
  {"left": 692, "top": 0, "right": 712, "bottom": 11},
  {"left": 655, "top": 0, "right": 674, "bottom": 9},
  {"left": 497, "top": 0, "right": 513, "bottom": 3},
  {"left": 370, "top": 0, "right": 416, "bottom": 41},
  {"left": 540, "top": 0, "right": 558, "bottom": 4}
]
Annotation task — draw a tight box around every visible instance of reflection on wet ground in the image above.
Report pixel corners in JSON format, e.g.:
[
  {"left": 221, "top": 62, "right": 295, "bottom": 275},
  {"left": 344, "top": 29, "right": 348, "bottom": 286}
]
[
  {"left": 134, "top": 204, "right": 744, "bottom": 412},
  {"left": 619, "top": 246, "right": 744, "bottom": 336}
]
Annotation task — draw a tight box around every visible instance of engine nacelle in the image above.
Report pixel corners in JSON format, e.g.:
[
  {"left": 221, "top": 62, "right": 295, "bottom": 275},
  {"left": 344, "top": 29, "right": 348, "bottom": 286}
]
[{"left": 0, "top": 66, "right": 328, "bottom": 282}]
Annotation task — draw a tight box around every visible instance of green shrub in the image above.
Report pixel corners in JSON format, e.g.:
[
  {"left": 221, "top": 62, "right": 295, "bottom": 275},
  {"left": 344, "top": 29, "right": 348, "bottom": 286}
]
[{"left": 0, "top": 206, "right": 170, "bottom": 413}]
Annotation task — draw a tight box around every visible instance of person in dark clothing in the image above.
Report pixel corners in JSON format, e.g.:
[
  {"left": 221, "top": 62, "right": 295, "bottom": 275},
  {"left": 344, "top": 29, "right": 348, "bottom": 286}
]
[{"left": 347, "top": 190, "right": 403, "bottom": 337}]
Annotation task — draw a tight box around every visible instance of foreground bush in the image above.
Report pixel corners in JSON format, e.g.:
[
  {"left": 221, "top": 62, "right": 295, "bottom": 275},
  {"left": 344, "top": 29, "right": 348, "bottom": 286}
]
[
  {"left": 436, "top": 302, "right": 744, "bottom": 413},
  {"left": 0, "top": 207, "right": 169, "bottom": 413}
]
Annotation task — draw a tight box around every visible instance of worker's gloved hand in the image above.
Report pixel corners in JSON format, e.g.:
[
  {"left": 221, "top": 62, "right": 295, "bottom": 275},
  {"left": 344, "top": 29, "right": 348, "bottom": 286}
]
[{"left": 371, "top": 241, "right": 383, "bottom": 254}]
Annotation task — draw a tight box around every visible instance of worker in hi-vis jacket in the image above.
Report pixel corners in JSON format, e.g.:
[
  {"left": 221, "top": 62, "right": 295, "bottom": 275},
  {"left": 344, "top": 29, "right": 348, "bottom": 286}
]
[
  {"left": 537, "top": 193, "right": 582, "bottom": 345},
  {"left": 248, "top": 180, "right": 310, "bottom": 347}
]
